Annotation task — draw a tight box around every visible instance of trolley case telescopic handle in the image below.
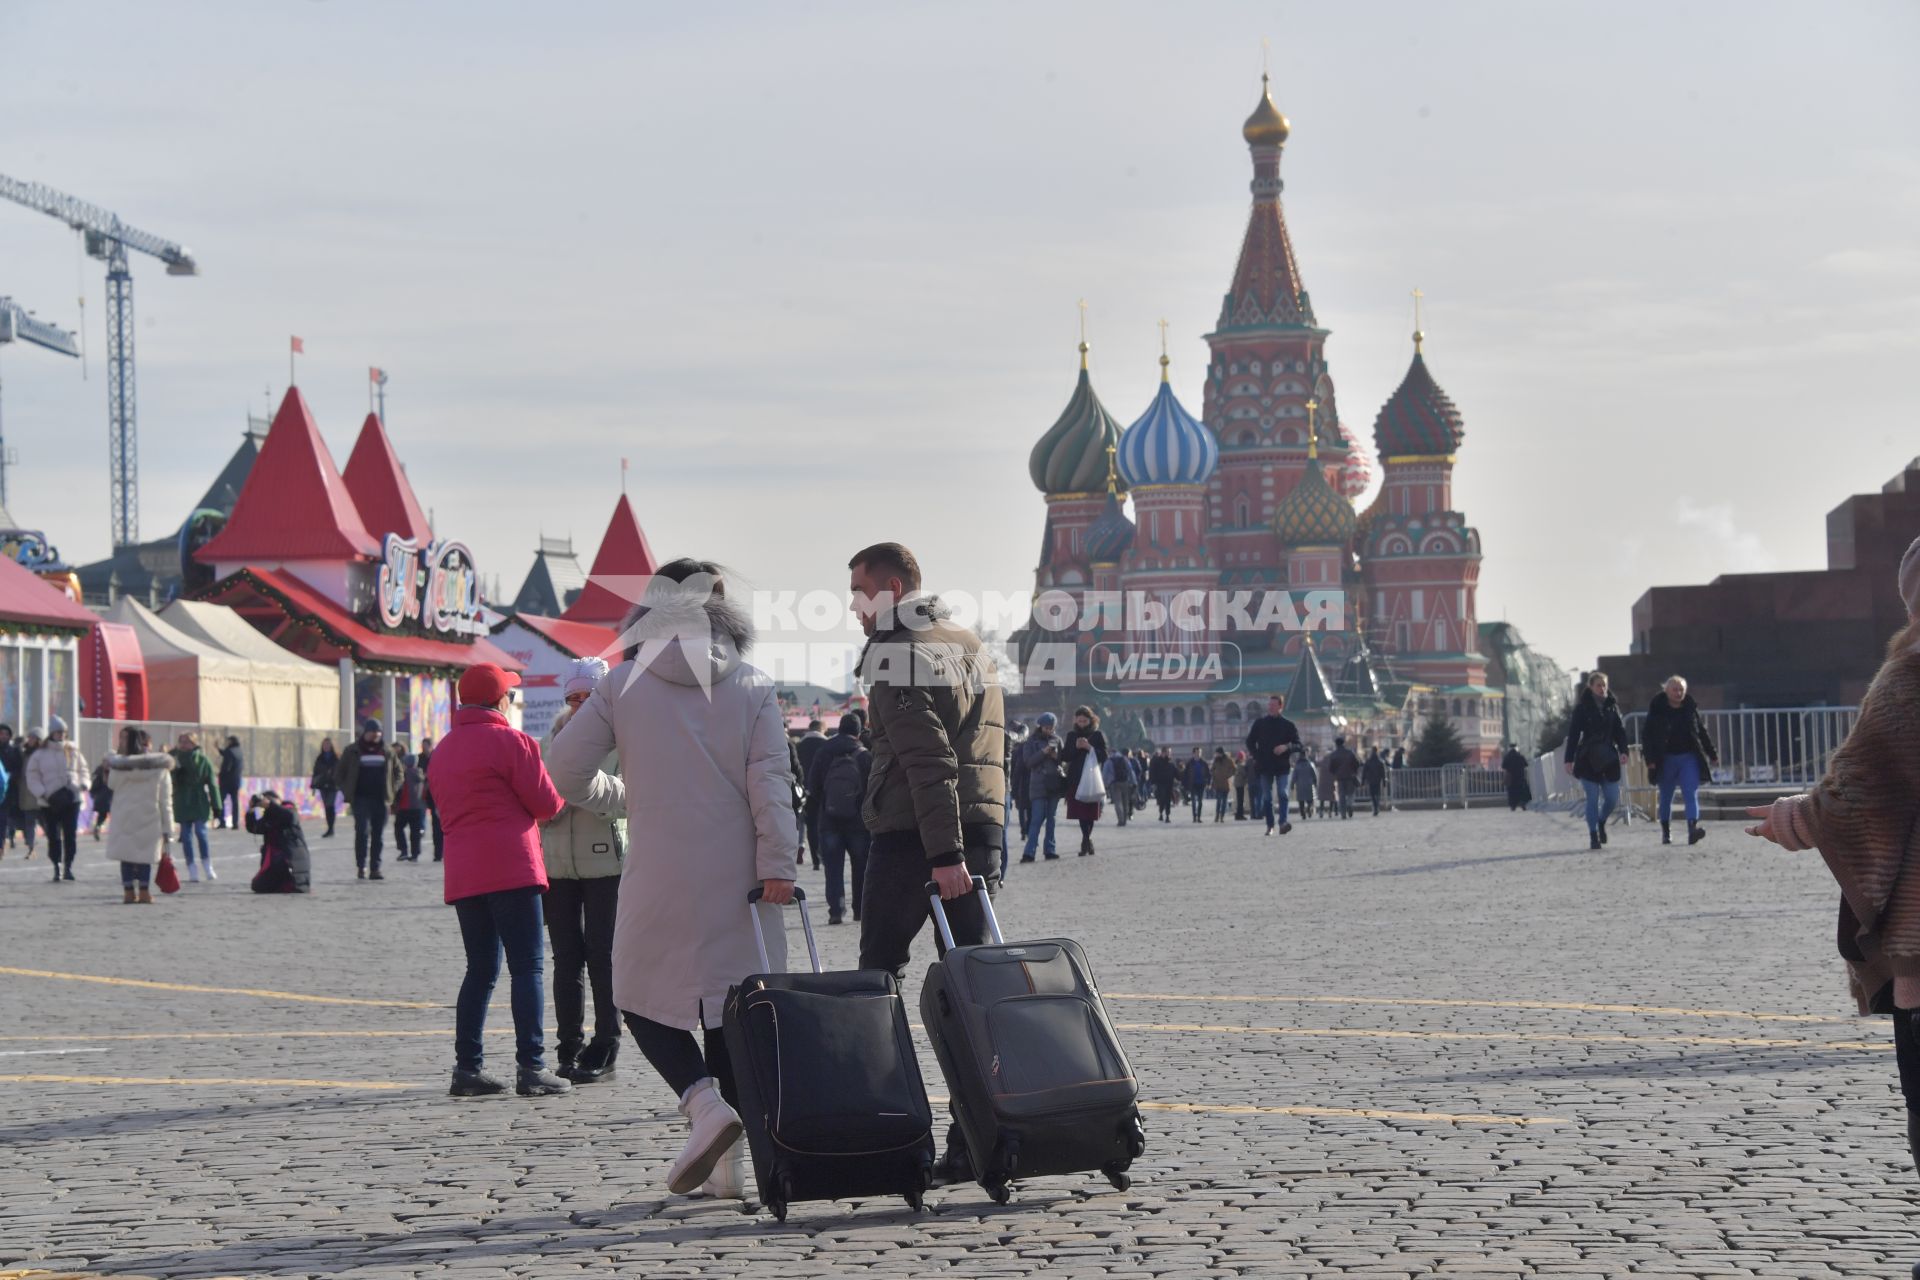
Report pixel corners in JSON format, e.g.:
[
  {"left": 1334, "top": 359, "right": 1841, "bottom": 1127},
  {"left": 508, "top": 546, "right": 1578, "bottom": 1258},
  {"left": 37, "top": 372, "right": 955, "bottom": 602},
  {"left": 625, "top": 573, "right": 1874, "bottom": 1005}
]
[
  {"left": 922, "top": 875, "right": 1005, "bottom": 950},
  {"left": 746, "top": 886, "right": 822, "bottom": 974}
]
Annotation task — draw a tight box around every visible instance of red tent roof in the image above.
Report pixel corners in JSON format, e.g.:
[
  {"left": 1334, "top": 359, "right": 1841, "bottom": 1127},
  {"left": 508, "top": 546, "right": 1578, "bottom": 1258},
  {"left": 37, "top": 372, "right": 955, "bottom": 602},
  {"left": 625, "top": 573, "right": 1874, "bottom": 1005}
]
[
  {"left": 562, "top": 494, "right": 660, "bottom": 624},
  {"left": 511, "top": 612, "right": 619, "bottom": 661},
  {"left": 0, "top": 556, "right": 97, "bottom": 631},
  {"left": 342, "top": 413, "right": 434, "bottom": 544},
  {"left": 201, "top": 567, "right": 522, "bottom": 673},
  {"left": 197, "top": 388, "right": 381, "bottom": 564}
]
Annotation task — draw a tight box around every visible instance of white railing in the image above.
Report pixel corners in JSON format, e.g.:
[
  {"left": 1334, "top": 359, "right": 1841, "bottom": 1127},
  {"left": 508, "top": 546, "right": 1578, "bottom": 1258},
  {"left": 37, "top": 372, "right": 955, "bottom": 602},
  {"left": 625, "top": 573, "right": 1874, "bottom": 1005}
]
[
  {"left": 1621, "top": 705, "right": 1857, "bottom": 788},
  {"left": 77, "top": 718, "right": 352, "bottom": 783},
  {"left": 1382, "top": 765, "right": 1513, "bottom": 809}
]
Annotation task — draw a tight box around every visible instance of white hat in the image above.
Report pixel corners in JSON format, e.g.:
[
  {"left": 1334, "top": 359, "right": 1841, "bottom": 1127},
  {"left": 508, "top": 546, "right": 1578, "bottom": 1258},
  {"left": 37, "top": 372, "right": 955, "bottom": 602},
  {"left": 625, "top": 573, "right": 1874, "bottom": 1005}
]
[{"left": 563, "top": 656, "right": 611, "bottom": 699}]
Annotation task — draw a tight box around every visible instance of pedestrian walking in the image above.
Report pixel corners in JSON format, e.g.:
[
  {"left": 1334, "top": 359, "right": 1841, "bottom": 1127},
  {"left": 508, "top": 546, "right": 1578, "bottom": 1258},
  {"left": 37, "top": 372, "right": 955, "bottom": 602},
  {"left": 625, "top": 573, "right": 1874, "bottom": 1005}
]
[
  {"left": 1392, "top": 746, "right": 1406, "bottom": 770},
  {"left": 1209, "top": 748, "right": 1234, "bottom": 822},
  {"left": 1007, "top": 720, "right": 1031, "bottom": 840},
  {"left": 1746, "top": 536, "right": 1920, "bottom": 1258},
  {"left": 1182, "top": 748, "right": 1208, "bottom": 823},
  {"left": 88, "top": 759, "right": 113, "bottom": 840},
  {"left": 1232, "top": 750, "right": 1249, "bottom": 820},
  {"left": 540, "top": 657, "right": 626, "bottom": 1084},
  {"left": 310, "top": 738, "right": 340, "bottom": 837},
  {"left": 1565, "top": 671, "right": 1629, "bottom": 850},
  {"left": 544, "top": 558, "right": 799, "bottom": 1199},
  {"left": 1016, "top": 713, "right": 1064, "bottom": 861},
  {"left": 335, "top": 719, "right": 402, "bottom": 880},
  {"left": 0, "top": 723, "right": 21, "bottom": 856},
  {"left": 1062, "top": 706, "right": 1108, "bottom": 856},
  {"left": 27, "top": 718, "right": 88, "bottom": 882},
  {"left": 804, "top": 713, "right": 871, "bottom": 925},
  {"left": 1292, "top": 749, "right": 1316, "bottom": 821},
  {"left": 1149, "top": 747, "right": 1177, "bottom": 822},
  {"left": 1362, "top": 747, "right": 1387, "bottom": 816},
  {"left": 430, "top": 661, "right": 571, "bottom": 1100},
  {"left": 1501, "top": 743, "right": 1532, "bottom": 812},
  {"left": 1327, "top": 737, "right": 1360, "bottom": 820},
  {"left": 795, "top": 717, "right": 828, "bottom": 864},
  {"left": 1644, "top": 676, "right": 1718, "bottom": 846},
  {"left": 1245, "top": 695, "right": 1301, "bottom": 836},
  {"left": 392, "top": 743, "right": 427, "bottom": 862},
  {"left": 104, "top": 727, "right": 172, "bottom": 904},
  {"left": 216, "top": 736, "right": 244, "bottom": 829},
  {"left": 169, "top": 733, "right": 220, "bottom": 883},
  {"left": 9, "top": 728, "right": 42, "bottom": 858},
  {"left": 1105, "top": 750, "right": 1132, "bottom": 827}
]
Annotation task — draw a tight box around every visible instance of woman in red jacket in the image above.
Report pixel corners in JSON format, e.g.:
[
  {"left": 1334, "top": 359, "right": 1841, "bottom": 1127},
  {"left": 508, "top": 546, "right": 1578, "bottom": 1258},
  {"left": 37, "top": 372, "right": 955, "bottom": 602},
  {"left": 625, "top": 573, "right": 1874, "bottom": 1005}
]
[{"left": 428, "top": 663, "right": 570, "bottom": 1098}]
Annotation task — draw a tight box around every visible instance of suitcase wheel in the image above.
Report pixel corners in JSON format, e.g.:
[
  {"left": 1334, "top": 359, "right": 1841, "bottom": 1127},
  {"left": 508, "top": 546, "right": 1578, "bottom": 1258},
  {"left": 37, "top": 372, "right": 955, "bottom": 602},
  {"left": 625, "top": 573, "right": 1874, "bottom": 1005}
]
[
  {"left": 1124, "top": 1115, "right": 1146, "bottom": 1160},
  {"left": 768, "top": 1173, "right": 795, "bottom": 1223},
  {"left": 987, "top": 1180, "right": 1011, "bottom": 1206},
  {"left": 903, "top": 1185, "right": 925, "bottom": 1212},
  {"left": 1103, "top": 1162, "right": 1132, "bottom": 1192}
]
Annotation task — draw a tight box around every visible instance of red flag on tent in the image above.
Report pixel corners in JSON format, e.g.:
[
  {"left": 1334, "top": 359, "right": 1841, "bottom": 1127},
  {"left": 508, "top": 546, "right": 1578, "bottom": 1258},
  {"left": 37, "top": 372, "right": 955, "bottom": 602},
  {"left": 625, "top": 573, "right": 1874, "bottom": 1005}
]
[
  {"left": 290, "top": 335, "right": 305, "bottom": 354},
  {"left": 369, "top": 366, "right": 385, "bottom": 384}
]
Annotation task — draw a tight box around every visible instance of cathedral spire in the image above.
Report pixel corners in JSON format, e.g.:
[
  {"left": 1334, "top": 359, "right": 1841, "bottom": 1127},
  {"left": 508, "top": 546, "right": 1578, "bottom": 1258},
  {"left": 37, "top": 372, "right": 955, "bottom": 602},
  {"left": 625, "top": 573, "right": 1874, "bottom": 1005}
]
[{"left": 1218, "top": 74, "right": 1313, "bottom": 331}]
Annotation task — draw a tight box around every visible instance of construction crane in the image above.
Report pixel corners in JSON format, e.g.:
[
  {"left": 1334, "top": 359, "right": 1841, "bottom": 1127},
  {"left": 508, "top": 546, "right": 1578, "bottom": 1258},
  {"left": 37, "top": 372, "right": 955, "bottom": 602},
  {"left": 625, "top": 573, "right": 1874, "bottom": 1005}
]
[
  {"left": 0, "top": 174, "right": 198, "bottom": 547},
  {"left": 0, "top": 297, "right": 82, "bottom": 511}
]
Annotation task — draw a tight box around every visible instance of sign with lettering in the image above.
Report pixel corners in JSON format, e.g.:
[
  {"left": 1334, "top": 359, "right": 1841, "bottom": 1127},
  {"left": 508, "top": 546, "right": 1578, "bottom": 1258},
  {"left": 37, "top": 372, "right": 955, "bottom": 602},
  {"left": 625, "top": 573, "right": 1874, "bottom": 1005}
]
[{"left": 375, "top": 534, "right": 485, "bottom": 637}]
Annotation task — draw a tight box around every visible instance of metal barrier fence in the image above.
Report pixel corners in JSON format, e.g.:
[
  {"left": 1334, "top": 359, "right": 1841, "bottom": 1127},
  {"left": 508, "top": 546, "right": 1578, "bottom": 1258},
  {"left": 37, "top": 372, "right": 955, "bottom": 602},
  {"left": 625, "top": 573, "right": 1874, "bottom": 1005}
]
[
  {"left": 1621, "top": 705, "right": 1857, "bottom": 787},
  {"left": 77, "top": 719, "right": 352, "bottom": 783},
  {"left": 1385, "top": 765, "right": 1513, "bottom": 809}
]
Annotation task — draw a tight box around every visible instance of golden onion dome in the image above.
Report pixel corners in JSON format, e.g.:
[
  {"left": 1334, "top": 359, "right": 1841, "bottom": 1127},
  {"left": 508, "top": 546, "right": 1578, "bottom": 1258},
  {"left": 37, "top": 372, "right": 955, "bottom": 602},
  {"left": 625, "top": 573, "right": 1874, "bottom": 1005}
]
[{"left": 1242, "top": 74, "right": 1291, "bottom": 147}]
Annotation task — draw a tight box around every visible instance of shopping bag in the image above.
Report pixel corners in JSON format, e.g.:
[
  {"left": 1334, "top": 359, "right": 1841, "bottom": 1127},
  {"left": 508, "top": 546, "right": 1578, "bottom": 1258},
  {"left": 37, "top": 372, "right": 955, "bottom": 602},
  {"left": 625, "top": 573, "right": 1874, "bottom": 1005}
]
[
  {"left": 1074, "top": 756, "right": 1108, "bottom": 805},
  {"left": 155, "top": 852, "right": 180, "bottom": 895}
]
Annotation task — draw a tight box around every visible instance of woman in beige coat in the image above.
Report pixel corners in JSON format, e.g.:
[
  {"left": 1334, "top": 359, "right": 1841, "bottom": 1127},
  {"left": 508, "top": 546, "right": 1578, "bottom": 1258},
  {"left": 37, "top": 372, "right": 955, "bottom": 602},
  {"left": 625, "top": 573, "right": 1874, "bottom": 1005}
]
[
  {"left": 546, "top": 558, "right": 797, "bottom": 1201},
  {"left": 104, "top": 726, "right": 174, "bottom": 904}
]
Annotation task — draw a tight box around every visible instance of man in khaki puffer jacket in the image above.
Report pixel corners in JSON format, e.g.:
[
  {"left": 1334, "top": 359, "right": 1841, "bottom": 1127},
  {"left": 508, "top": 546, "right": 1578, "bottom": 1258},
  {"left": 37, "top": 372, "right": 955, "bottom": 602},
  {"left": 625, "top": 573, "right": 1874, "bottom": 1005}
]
[
  {"left": 847, "top": 542, "right": 1006, "bottom": 980},
  {"left": 541, "top": 657, "right": 627, "bottom": 1083}
]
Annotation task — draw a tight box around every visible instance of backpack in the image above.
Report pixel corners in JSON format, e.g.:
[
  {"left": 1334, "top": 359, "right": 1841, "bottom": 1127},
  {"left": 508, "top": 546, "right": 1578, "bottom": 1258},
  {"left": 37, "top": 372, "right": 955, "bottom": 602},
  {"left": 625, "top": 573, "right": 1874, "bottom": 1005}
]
[{"left": 822, "top": 751, "right": 865, "bottom": 821}]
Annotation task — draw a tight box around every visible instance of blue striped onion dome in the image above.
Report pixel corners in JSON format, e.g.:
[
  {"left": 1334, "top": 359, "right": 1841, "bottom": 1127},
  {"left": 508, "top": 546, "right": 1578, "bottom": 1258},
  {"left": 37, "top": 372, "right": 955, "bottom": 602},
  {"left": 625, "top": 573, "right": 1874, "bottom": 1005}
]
[
  {"left": 1029, "top": 348, "right": 1128, "bottom": 495},
  {"left": 1117, "top": 368, "right": 1218, "bottom": 487},
  {"left": 1273, "top": 446, "right": 1357, "bottom": 546},
  {"left": 1084, "top": 490, "right": 1135, "bottom": 563}
]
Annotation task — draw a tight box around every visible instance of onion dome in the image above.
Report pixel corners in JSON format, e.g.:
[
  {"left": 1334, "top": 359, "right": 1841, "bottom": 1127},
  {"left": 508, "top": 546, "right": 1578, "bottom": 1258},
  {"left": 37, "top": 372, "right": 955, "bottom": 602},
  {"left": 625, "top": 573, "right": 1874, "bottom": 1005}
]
[
  {"left": 1029, "top": 342, "right": 1127, "bottom": 495},
  {"left": 1117, "top": 354, "right": 1219, "bottom": 487},
  {"left": 1374, "top": 337, "right": 1465, "bottom": 459},
  {"left": 1273, "top": 433, "right": 1357, "bottom": 547},
  {"left": 1084, "top": 453, "right": 1135, "bottom": 563},
  {"left": 1242, "top": 74, "right": 1291, "bottom": 147}
]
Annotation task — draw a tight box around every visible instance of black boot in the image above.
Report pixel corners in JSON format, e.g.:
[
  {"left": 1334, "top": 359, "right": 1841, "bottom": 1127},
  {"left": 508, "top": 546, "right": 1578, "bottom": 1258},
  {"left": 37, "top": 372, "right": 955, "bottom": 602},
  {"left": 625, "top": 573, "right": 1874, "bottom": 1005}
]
[
  {"left": 1589, "top": 829, "right": 1602, "bottom": 851},
  {"left": 569, "top": 1040, "right": 618, "bottom": 1084},
  {"left": 1598, "top": 822, "right": 1608, "bottom": 846},
  {"left": 1688, "top": 822, "right": 1707, "bottom": 845},
  {"left": 1660, "top": 821, "right": 1672, "bottom": 845}
]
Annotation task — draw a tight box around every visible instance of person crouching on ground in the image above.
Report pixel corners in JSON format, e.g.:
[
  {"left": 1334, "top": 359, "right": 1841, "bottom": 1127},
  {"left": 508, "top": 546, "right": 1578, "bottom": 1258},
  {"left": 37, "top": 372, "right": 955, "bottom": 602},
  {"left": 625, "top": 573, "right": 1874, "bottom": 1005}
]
[
  {"left": 540, "top": 656, "right": 627, "bottom": 1084},
  {"left": 1746, "top": 535, "right": 1920, "bottom": 1260},
  {"left": 105, "top": 727, "right": 172, "bottom": 904},
  {"left": 545, "top": 559, "right": 797, "bottom": 1200},
  {"left": 1645, "top": 675, "right": 1718, "bottom": 846},
  {"left": 246, "top": 791, "right": 311, "bottom": 894},
  {"left": 430, "top": 662, "right": 571, "bottom": 1099}
]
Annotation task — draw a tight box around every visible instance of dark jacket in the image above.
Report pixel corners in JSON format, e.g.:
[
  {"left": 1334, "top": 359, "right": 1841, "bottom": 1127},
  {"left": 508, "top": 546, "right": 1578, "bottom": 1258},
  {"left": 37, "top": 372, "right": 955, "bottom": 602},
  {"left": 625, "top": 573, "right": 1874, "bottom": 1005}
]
[
  {"left": 311, "top": 749, "right": 339, "bottom": 794},
  {"left": 795, "top": 731, "right": 828, "bottom": 791},
  {"left": 1245, "top": 713, "right": 1302, "bottom": 775},
  {"left": 1148, "top": 755, "right": 1177, "bottom": 794},
  {"left": 169, "top": 747, "right": 220, "bottom": 824},
  {"left": 856, "top": 594, "right": 1006, "bottom": 867},
  {"left": 335, "top": 739, "right": 404, "bottom": 805},
  {"left": 804, "top": 729, "right": 872, "bottom": 822},
  {"left": 1501, "top": 748, "right": 1531, "bottom": 784},
  {"left": 1183, "top": 756, "right": 1210, "bottom": 793},
  {"left": 1326, "top": 745, "right": 1361, "bottom": 784},
  {"left": 1016, "top": 733, "right": 1066, "bottom": 802},
  {"left": 1566, "top": 691, "right": 1629, "bottom": 783},
  {"left": 1062, "top": 726, "right": 1108, "bottom": 799},
  {"left": 247, "top": 800, "right": 311, "bottom": 893},
  {"left": 1642, "top": 692, "right": 1718, "bottom": 774},
  {"left": 218, "top": 744, "right": 243, "bottom": 789},
  {"left": 1362, "top": 754, "right": 1387, "bottom": 786}
]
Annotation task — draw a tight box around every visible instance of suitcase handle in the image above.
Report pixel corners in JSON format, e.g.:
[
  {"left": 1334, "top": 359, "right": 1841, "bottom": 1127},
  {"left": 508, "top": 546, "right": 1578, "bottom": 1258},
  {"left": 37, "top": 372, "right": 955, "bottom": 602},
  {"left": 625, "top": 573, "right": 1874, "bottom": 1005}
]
[
  {"left": 745, "top": 887, "right": 822, "bottom": 975},
  {"left": 923, "top": 875, "right": 1005, "bottom": 950}
]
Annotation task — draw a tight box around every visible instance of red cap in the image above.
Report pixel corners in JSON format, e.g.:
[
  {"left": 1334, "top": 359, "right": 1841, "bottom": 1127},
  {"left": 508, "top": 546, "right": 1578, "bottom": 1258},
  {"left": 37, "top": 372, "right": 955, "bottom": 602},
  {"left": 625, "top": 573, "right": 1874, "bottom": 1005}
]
[{"left": 458, "top": 662, "right": 522, "bottom": 707}]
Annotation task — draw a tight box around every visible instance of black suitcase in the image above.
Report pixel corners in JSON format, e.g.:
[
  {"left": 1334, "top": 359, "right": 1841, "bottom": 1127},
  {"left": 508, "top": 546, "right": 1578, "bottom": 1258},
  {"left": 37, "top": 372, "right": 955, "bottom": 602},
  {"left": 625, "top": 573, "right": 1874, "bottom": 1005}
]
[
  {"left": 918, "top": 877, "right": 1145, "bottom": 1203},
  {"left": 721, "top": 887, "right": 936, "bottom": 1221}
]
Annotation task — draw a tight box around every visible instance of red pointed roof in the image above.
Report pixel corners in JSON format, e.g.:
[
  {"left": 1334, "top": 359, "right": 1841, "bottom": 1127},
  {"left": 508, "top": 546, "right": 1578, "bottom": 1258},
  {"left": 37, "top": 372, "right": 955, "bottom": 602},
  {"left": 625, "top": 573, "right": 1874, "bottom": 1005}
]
[
  {"left": 511, "top": 612, "right": 620, "bottom": 661},
  {"left": 1221, "top": 199, "right": 1309, "bottom": 329},
  {"left": 342, "top": 414, "right": 434, "bottom": 544},
  {"left": 197, "top": 388, "right": 380, "bottom": 564},
  {"left": 562, "top": 494, "right": 660, "bottom": 624},
  {"left": 0, "top": 555, "right": 97, "bottom": 631}
]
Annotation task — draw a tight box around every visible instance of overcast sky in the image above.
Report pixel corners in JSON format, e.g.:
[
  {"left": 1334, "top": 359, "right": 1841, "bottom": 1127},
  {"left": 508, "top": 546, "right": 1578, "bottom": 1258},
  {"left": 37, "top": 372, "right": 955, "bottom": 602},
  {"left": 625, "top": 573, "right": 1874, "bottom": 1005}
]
[{"left": 1, "top": 0, "right": 1915, "bottom": 684}]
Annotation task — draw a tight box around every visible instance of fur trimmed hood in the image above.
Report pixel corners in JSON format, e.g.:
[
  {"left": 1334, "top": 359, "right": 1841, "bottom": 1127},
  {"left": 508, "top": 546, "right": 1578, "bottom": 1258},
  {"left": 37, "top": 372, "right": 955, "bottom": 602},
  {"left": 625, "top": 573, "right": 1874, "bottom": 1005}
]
[{"left": 618, "top": 588, "right": 755, "bottom": 689}]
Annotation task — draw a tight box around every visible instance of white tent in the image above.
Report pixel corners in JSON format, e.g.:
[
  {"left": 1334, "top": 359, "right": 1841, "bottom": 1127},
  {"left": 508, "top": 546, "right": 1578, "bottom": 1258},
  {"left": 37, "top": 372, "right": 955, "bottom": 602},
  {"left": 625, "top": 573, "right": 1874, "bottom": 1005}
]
[
  {"left": 160, "top": 600, "right": 341, "bottom": 729},
  {"left": 107, "top": 598, "right": 257, "bottom": 725}
]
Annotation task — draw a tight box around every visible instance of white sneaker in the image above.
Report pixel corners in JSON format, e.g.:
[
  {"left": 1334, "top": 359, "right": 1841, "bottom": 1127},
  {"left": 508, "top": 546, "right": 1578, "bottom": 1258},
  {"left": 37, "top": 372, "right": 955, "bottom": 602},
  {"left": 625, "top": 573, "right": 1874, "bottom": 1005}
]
[
  {"left": 203, "top": 862, "right": 217, "bottom": 881},
  {"left": 187, "top": 862, "right": 200, "bottom": 883},
  {"left": 667, "top": 1079, "right": 743, "bottom": 1195},
  {"left": 700, "top": 1136, "right": 748, "bottom": 1199}
]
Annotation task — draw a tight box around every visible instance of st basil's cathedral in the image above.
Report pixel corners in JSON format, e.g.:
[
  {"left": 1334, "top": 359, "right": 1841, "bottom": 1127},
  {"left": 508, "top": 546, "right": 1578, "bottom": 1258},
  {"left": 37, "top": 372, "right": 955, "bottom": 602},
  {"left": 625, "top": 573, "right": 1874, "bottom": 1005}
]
[{"left": 1018, "top": 75, "right": 1505, "bottom": 765}]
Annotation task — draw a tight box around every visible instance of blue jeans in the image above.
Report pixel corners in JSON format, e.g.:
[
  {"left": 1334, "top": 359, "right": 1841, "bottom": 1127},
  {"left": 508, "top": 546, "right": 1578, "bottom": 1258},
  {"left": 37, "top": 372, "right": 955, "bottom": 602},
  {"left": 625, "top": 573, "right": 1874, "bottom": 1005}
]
[
  {"left": 453, "top": 885, "right": 547, "bottom": 1072},
  {"left": 1582, "top": 779, "right": 1621, "bottom": 832},
  {"left": 1213, "top": 791, "right": 1229, "bottom": 820},
  {"left": 178, "top": 820, "right": 209, "bottom": 866},
  {"left": 1255, "top": 773, "right": 1290, "bottom": 828},
  {"left": 120, "top": 861, "right": 151, "bottom": 889},
  {"left": 1657, "top": 755, "right": 1702, "bottom": 824},
  {"left": 1188, "top": 789, "right": 1204, "bottom": 820},
  {"left": 1022, "top": 797, "right": 1057, "bottom": 859},
  {"left": 818, "top": 814, "right": 870, "bottom": 919}
]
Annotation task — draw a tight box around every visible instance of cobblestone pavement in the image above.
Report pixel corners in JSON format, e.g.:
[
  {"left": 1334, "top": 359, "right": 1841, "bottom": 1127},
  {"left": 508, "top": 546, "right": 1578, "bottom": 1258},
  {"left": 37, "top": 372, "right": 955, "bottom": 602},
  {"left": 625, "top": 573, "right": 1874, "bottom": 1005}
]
[{"left": 0, "top": 803, "right": 1913, "bottom": 1278}]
